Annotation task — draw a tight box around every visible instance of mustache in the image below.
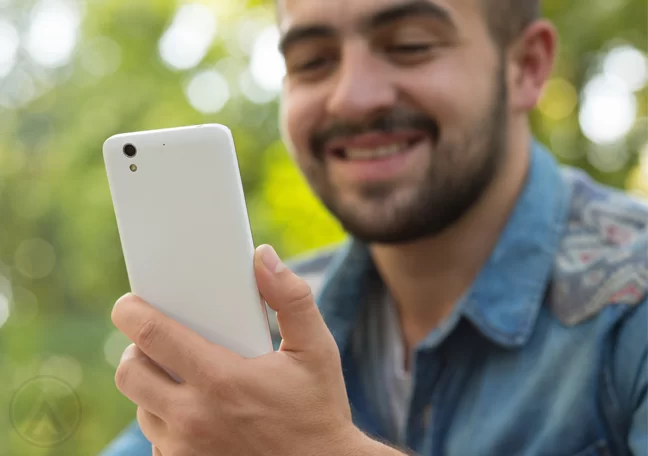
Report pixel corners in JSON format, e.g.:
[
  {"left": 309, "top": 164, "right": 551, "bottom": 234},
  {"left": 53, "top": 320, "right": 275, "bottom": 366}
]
[{"left": 310, "top": 110, "right": 440, "bottom": 158}]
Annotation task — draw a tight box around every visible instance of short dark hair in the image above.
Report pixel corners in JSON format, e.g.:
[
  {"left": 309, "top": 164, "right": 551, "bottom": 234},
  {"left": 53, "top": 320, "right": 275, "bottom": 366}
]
[
  {"left": 273, "top": 0, "right": 541, "bottom": 48},
  {"left": 482, "top": 0, "right": 541, "bottom": 47}
]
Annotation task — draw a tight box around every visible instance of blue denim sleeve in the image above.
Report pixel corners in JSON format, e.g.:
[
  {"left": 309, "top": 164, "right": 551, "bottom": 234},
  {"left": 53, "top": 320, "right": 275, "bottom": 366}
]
[
  {"left": 98, "top": 421, "right": 151, "bottom": 456},
  {"left": 612, "top": 299, "right": 647, "bottom": 456}
]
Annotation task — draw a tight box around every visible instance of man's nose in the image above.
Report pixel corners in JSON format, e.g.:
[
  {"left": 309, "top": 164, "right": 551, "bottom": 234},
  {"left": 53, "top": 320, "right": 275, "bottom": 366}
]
[{"left": 326, "top": 45, "right": 397, "bottom": 123}]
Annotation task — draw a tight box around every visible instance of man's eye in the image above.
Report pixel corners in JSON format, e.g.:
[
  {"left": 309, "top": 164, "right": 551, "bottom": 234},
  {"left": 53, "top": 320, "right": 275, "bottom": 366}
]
[
  {"left": 297, "top": 57, "right": 330, "bottom": 71},
  {"left": 289, "top": 55, "right": 338, "bottom": 78},
  {"left": 386, "top": 43, "right": 434, "bottom": 54}
]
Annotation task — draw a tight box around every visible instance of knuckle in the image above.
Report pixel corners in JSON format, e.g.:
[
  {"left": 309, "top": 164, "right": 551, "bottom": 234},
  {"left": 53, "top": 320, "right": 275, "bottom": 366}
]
[
  {"left": 175, "top": 408, "right": 210, "bottom": 439},
  {"left": 309, "top": 332, "right": 341, "bottom": 365},
  {"left": 325, "top": 342, "right": 343, "bottom": 365},
  {"left": 313, "top": 341, "right": 341, "bottom": 367},
  {"left": 285, "top": 281, "right": 314, "bottom": 312},
  {"left": 136, "top": 318, "right": 160, "bottom": 350},
  {"left": 114, "top": 359, "right": 135, "bottom": 392},
  {"left": 135, "top": 406, "right": 152, "bottom": 430}
]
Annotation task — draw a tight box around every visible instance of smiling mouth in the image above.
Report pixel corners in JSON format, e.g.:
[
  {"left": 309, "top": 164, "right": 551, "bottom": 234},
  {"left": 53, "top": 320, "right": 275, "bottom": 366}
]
[{"left": 329, "top": 136, "right": 426, "bottom": 161}]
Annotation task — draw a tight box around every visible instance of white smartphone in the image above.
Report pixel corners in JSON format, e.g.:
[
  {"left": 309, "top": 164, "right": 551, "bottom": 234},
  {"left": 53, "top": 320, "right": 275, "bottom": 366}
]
[{"left": 103, "top": 124, "right": 273, "bottom": 359}]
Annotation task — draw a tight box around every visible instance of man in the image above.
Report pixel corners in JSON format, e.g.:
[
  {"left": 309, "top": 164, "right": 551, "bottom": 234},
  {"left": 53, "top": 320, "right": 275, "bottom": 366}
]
[{"left": 101, "top": 0, "right": 647, "bottom": 455}]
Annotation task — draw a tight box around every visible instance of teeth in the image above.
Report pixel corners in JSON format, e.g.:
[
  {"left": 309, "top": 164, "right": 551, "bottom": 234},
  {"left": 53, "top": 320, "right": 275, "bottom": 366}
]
[{"left": 344, "top": 143, "right": 407, "bottom": 160}]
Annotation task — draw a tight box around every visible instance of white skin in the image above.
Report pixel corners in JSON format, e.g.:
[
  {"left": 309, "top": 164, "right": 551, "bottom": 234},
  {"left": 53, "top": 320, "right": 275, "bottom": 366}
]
[{"left": 113, "top": 0, "right": 556, "bottom": 454}]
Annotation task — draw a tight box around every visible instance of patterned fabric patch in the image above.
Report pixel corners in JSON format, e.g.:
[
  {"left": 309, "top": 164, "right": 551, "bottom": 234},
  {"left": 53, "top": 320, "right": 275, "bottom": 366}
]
[{"left": 550, "top": 169, "right": 648, "bottom": 325}]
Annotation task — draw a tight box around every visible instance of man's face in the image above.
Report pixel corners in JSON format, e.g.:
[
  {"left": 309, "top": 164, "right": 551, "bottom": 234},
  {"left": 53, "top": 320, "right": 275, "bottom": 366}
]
[{"left": 278, "top": 0, "right": 510, "bottom": 244}]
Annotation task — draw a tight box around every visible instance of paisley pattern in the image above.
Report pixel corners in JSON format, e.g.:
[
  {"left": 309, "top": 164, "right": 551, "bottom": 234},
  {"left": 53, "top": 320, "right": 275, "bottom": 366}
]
[{"left": 550, "top": 168, "right": 648, "bottom": 325}]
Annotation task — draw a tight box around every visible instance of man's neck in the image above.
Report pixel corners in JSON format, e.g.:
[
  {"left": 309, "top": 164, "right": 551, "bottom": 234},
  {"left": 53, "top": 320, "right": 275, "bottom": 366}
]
[{"left": 369, "top": 131, "right": 532, "bottom": 355}]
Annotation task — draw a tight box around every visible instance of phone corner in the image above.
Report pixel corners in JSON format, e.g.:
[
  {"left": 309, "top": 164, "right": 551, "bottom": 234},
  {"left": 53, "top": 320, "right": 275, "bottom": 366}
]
[
  {"left": 202, "top": 123, "right": 234, "bottom": 143},
  {"left": 102, "top": 134, "right": 119, "bottom": 159}
]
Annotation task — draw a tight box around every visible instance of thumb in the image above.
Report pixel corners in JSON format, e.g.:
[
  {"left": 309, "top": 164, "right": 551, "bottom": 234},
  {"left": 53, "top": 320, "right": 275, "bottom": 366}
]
[{"left": 254, "top": 244, "right": 333, "bottom": 355}]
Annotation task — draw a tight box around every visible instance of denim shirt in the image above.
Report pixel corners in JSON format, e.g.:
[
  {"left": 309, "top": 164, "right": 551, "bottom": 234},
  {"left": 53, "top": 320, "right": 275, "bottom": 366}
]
[{"left": 100, "top": 142, "right": 647, "bottom": 456}]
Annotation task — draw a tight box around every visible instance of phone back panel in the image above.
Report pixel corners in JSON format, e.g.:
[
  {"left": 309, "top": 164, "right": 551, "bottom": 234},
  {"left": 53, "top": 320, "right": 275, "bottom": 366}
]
[{"left": 103, "top": 124, "right": 273, "bottom": 358}]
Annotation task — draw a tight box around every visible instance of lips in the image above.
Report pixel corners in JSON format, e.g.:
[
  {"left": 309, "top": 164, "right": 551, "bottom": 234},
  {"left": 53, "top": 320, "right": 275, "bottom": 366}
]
[
  {"left": 323, "top": 131, "right": 431, "bottom": 183},
  {"left": 325, "top": 131, "right": 427, "bottom": 161}
]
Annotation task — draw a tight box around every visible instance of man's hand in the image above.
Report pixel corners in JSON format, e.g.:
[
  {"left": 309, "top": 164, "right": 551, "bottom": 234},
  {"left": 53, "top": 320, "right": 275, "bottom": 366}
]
[{"left": 111, "top": 244, "right": 372, "bottom": 456}]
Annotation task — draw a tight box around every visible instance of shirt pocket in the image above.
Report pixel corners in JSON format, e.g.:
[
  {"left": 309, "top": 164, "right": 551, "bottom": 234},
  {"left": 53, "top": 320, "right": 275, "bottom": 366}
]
[{"left": 570, "top": 440, "right": 611, "bottom": 456}]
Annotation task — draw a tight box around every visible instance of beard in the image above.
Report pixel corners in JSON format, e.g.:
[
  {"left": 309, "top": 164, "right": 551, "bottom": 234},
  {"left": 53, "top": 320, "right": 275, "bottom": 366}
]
[{"left": 301, "top": 65, "right": 509, "bottom": 245}]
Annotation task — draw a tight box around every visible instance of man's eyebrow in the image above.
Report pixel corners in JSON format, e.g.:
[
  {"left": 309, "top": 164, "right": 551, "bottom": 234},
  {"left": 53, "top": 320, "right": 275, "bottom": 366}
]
[
  {"left": 278, "top": 1, "right": 455, "bottom": 54},
  {"left": 278, "top": 25, "right": 335, "bottom": 55},
  {"left": 364, "top": 0, "right": 456, "bottom": 31}
]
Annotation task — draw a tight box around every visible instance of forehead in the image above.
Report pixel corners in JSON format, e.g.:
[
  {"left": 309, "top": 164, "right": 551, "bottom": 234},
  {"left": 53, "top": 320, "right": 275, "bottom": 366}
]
[{"left": 277, "top": 0, "right": 481, "bottom": 33}]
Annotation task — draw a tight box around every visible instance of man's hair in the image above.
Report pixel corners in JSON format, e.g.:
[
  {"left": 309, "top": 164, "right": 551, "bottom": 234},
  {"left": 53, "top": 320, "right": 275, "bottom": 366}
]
[
  {"left": 273, "top": 0, "right": 540, "bottom": 48},
  {"left": 483, "top": 0, "right": 541, "bottom": 47}
]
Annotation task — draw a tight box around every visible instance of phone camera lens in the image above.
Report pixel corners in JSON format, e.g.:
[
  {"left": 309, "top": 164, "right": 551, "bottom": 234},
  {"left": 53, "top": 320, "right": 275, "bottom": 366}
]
[{"left": 123, "top": 144, "right": 137, "bottom": 158}]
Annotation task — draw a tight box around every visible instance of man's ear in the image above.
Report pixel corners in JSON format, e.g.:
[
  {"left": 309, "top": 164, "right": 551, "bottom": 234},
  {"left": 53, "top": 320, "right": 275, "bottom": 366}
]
[{"left": 506, "top": 20, "right": 558, "bottom": 113}]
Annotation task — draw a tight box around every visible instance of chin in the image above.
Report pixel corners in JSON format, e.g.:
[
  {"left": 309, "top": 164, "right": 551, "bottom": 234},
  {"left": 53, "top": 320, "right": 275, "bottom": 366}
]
[
  {"left": 325, "top": 203, "right": 440, "bottom": 245},
  {"left": 325, "top": 182, "right": 481, "bottom": 244}
]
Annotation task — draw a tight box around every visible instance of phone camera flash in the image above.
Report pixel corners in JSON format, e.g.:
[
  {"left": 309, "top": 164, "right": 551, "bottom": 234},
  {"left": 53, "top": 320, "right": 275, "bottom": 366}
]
[{"left": 130, "top": 164, "right": 138, "bottom": 172}]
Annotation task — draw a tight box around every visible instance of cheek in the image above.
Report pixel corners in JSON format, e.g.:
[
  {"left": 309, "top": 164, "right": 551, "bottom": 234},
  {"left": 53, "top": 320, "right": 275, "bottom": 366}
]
[
  {"left": 280, "top": 85, "right": 328, "bottom": 160},
  {"left": 401, "top": 55, "right": 499, "bottom": 133}
]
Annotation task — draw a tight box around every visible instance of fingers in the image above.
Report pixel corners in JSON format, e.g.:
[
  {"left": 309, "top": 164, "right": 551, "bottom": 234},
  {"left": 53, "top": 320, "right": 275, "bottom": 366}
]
[
  {"left": 254, "top": 245, "right": 334, "bottom": 355},
  {"left": 115, "top": 344, "right": 182, "bottom": 419},
  {"left": 136, "top": 406, "right": 166, "bottom": 451},
  {"left": 112, "top": 294, "right": 240, "bottom": 385}
]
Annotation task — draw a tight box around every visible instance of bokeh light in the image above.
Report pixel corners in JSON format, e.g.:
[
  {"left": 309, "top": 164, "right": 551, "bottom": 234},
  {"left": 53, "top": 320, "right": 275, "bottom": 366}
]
[
  {"left": 14, "top": 238, "right": 57, "bottom": 279},
  {"left": 236, "top": 14, "right": 268, "bottom": 56},
  {"left": 249, "top": 26, "right": 286, "bottom": 93},
  {"left": 538, "top": 78, "right": 579, "bottom": 120},
  {"left": 240, "top": 68, "right": 277, "bottom": 104},
  {"left": 0, "top": 69, "right": 37, "bottom": 109},
  {"left": 626, "top": 141, "right": 648, "bottom": 201},
  {"left": 213, "top": 56, "right": 246, "bottom": 98},
  {"left": 587, "top": 141, "right": 630, "bottom": 173},
  {"left": 80, "top": 37, "right": 122, "bottom": 78},
  {"left": 158, "top": 3, "right": 217, "bottom": 71},
  {"left": 579, "top": 73, "right": 637, "bottom": 144},
  {"left": 103, "top": 329, "right": 132, "bottom": 369},
  {"left": 0, "top": 291, "right": 10, "bottom": 328},
  {"left": 8, "top": 286, "right": 39, "bottom": 325},
  {"left": 641, "top": 143, "right": 648, "bottom": 179},
  {"left": 0, "top": 277, "right": 10, "bottom": 328},
  {"left": 0, "top": 18, "right": 19, "bottom": 78},
  {"left": 184, "top": 69, "right": 230, "bottom": 114},
  {"left": 26, "top": 0, "right": 82, "bottom": 68},
  {"left": 603, "top": 45, "right": 648, "bottom": 92},
  {"left": 39, "top": 355, "right": 84, "bottom": 389}
]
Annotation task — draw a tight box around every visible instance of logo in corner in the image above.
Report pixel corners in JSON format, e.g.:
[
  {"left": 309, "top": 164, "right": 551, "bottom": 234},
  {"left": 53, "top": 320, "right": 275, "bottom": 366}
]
[{"left": 10, "top": 376, "right": 82, "bottom": 447}]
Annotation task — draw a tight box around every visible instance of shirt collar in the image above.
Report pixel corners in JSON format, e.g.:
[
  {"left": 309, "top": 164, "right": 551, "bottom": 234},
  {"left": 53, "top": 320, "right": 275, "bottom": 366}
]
[
  {"left": 316, "top": 140, "right": 571, "bottom": 354},
  {"left": 459, "top": 141, "right": 570, "bottom": 348}
]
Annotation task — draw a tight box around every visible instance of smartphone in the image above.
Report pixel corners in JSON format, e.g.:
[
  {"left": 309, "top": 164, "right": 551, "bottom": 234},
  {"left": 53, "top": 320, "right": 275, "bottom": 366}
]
[{"left": 103, "top": 124, "right": 273, "bottom": 359}]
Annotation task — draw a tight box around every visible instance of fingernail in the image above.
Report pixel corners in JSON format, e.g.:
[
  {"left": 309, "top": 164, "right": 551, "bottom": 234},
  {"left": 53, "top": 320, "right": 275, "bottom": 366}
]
[
  {"left": 260, "top": 245, "right": 285, "bottom": 274},
  {"left": 120, "top": 344, "right": 136, "bottom": 362}
]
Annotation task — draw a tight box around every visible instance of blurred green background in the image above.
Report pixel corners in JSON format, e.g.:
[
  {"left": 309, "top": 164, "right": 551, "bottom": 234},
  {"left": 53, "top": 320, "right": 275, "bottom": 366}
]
[{"left": 0, "top": 0, "right": 645, "bottom": 454}]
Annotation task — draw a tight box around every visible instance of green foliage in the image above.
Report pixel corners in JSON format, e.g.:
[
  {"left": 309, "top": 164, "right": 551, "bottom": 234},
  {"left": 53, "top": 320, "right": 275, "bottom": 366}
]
[{"left": 0, "top": 0, "right": 645, "bottom": 454}]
